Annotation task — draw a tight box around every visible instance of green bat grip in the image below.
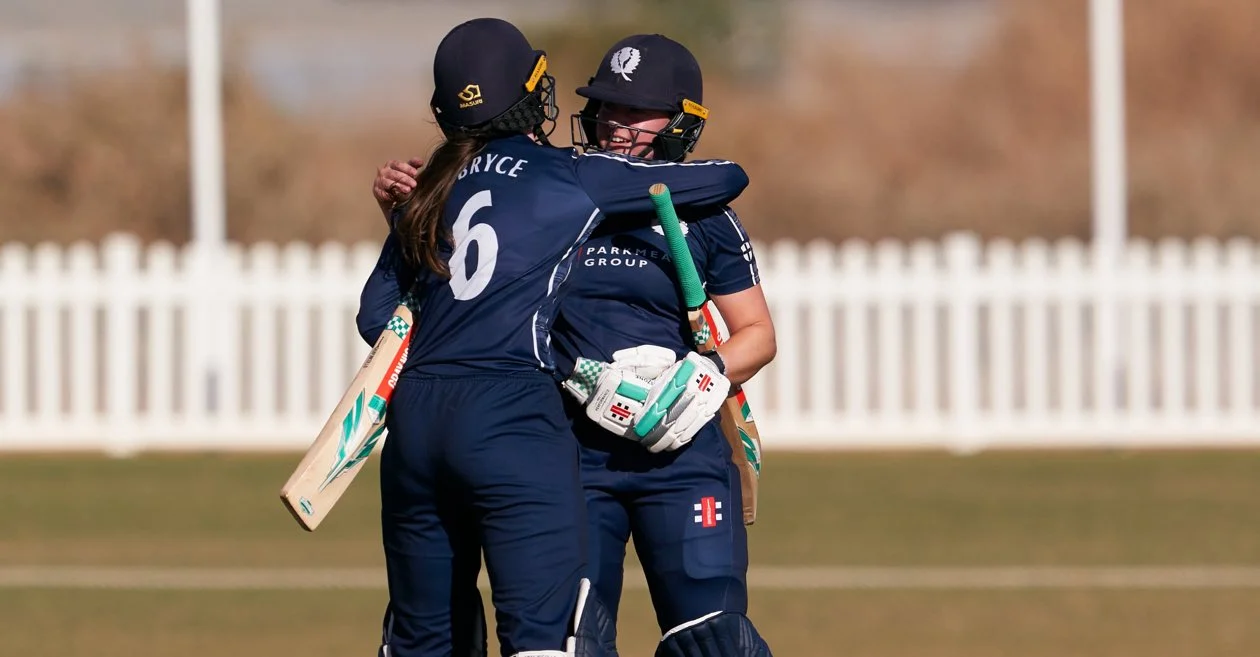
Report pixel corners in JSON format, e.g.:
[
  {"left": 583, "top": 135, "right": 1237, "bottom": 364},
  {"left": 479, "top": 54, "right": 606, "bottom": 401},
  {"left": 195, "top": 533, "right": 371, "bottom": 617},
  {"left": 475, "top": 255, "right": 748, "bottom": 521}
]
[{"left": 649, "top": 184, "right": 707, "bottom": 310}]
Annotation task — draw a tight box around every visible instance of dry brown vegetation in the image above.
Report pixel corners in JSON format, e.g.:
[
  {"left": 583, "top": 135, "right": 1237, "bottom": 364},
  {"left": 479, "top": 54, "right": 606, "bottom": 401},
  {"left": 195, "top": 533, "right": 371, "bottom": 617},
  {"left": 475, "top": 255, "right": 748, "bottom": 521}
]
[{"left": 0, "top": 0, "right": 1257, "bottom": 245}]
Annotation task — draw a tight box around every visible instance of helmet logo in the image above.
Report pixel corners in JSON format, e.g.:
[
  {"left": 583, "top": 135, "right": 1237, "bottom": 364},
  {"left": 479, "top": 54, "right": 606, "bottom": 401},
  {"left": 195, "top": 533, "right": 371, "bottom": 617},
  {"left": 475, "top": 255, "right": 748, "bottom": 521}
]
[
  {"left": 609, "top": 47, "right": 641, "bottom": 82},
  {"left": 457, "top": 84, "right": 483, "bottom": 109}
]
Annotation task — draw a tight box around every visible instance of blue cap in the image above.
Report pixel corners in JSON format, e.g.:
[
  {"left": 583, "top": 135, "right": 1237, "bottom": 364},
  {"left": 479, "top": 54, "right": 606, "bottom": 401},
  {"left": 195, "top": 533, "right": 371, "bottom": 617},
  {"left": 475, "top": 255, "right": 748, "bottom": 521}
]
[
  {"left": 576, "top": 34, "right": 703, "bottom": 113},
  {"left": 431, "top": 18, "right": 545, "bottom": 128}
]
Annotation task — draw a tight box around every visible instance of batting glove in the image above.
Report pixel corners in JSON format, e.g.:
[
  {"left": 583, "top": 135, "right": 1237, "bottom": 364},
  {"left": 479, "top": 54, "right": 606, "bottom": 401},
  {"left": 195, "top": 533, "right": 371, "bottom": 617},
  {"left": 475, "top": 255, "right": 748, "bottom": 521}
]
[
  {"left": 562, "top": 345, "right": 679, "bottom": 439},
  {"left": 631, "top": 352, "right": 731, "bottom": 453}
]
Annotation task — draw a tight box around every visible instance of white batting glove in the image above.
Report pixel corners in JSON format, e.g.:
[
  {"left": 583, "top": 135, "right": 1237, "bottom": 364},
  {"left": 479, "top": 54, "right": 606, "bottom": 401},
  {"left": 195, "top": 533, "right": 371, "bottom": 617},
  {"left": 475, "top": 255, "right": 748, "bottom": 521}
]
[
  {"left": 561, "top": 357, "right": 654, "bottom": 437},
  {"left": 631, "top": 352, "right": 731, "bottom": 453},
  {"left": 584, "top": 366, "right": 655, "bottom": 437},
  {"left": 561, "top": 345, "right": 677, "bottom": 404},
  {"left": 609, "top": 345, "right": 677, "bottom": 380},
  {"left": 562, "top": 345, "right": 680, "bottom": 439}
]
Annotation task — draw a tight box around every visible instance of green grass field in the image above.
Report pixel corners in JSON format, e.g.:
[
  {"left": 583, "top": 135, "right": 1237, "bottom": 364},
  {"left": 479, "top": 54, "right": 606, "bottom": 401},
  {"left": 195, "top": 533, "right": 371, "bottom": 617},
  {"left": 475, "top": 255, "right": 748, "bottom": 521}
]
[{"left": 3, "top": 450, "right": 1260, "bottom": 656}]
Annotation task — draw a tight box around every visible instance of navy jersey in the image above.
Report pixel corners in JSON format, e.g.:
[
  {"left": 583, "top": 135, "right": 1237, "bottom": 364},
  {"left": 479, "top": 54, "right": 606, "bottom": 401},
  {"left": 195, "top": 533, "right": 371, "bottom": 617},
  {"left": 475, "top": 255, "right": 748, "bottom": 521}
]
[
  {"left": 550, "top": 206, "right": 761, "bottom": 376},
  {"left": 356, "top": 135, "right": 748, "bottom": 376}
]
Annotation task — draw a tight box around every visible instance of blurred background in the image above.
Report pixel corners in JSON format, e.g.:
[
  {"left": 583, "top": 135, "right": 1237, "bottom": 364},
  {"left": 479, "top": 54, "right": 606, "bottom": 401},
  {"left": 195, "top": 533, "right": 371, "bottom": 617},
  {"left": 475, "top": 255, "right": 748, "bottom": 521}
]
[
  {"left": 3, "top": 0, "right": 1260, "bottom": 655},
  {"left": 0, "top": 0, "right": 1257, "bottom": 245}
]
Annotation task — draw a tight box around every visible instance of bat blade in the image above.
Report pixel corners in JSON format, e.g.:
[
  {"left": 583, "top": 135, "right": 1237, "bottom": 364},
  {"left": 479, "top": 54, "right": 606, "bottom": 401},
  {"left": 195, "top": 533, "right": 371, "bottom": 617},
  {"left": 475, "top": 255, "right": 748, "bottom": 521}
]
[{"left": 279, "top": 300, "right": 415, "bottom": 531}]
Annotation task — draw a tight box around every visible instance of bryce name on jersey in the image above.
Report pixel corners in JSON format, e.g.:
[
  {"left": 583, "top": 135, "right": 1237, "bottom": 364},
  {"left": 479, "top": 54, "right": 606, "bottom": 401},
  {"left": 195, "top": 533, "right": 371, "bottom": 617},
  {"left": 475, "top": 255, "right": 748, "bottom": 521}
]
[
  {"left": 550, "top": 206, "right": 761, "bottom": 378},
  {"left": 356, "top": 135, "right": 749, "bottom": 377}
]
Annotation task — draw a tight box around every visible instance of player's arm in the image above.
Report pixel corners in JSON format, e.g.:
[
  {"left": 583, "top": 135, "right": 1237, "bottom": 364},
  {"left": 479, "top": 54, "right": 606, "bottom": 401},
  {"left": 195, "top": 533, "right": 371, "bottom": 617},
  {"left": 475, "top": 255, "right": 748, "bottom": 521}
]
[
  {"left": 575, "top": 152, "right": 748, "bottom": 215},
  {"left": 696, "top": 206, "right": 776, "bottom": 384},
  {"left": 708, "top": 287, "right": 775, "bottom": 385},
  {"left": 356, "top": 231, "right": 419, "bottom": 345}
]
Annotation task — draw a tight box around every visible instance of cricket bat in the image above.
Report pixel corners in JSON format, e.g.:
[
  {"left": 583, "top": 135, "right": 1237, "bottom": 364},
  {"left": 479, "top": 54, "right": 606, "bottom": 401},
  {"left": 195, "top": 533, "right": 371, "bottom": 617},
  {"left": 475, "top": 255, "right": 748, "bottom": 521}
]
[
  {"left": 649, "top": 183, "right": 763, "bottom": 525},
  {"left": 279, "top": 291, "right": 418, "bottom": 531}
]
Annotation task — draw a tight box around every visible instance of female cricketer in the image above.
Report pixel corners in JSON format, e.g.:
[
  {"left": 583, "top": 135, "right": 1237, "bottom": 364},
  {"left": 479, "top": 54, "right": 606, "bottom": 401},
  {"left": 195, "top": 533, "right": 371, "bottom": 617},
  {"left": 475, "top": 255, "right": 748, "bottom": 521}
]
[{"left": 357, "top": 19, "right": 750, "bottom": 657}]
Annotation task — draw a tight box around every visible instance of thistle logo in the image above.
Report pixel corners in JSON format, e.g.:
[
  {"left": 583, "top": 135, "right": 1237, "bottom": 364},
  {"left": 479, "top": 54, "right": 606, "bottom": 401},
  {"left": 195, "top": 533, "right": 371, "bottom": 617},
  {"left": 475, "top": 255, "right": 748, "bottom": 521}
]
[
  {"left": 458, "top": 84, "right": 483, "bottom": 109},
  {"left": 609, "top": 47, "right": 641, "bottom": 81}
]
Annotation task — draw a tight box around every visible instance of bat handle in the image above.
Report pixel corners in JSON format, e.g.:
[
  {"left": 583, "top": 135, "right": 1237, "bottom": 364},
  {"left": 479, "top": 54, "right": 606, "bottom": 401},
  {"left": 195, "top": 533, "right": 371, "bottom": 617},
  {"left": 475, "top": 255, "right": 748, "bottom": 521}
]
[{"left": 649, "top": 184, "right": 707, "bottom": 309}]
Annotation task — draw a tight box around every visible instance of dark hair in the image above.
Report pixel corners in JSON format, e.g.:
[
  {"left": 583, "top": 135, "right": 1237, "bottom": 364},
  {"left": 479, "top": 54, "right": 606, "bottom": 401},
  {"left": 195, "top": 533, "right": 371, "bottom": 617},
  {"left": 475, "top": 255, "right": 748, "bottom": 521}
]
[{"left": 395, "top": 133, "right": 489, "bottom": 278}]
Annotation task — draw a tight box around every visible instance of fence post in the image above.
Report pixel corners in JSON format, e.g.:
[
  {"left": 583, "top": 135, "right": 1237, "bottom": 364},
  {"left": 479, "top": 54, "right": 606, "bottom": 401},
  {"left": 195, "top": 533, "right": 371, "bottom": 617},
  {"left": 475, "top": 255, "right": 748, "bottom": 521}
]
[
  {"left": 282, "top": 243, "right": 315, "bottom": 423},
  {"left": 1225, "top": 239, "right": 1254, "bottom": 427},
  {"left": 33, "top": 245, "right": 63, "bottom": 431},
  {"left": 104, "top": 234, "right": 141, "bottom": 455},
  {"left": 0, "top": 243, "right": 29, "bottom": 443},
  {"left": 1093, "top": 249, "right": 1121, "bottom": 438},
  {"left": 945, "top": 233, "right": 981, "bottom": 452},
  {"left": 987, "top": 240, "right": 1016, "bottom": 434},
  {"left": 1124, "top": 241, "right": 1153, "bottom": 436},
  {"left": 1191, "top": 238, "right": 1221, "bottom": 427},
  {"left": 909, "top": 241, "right": 939, "bottom": 430},
  {"left": 146, "top": 243, "right": 178, "bottom": 436},
  {"left": 875, "top": 240, "right": 906, "bottom": 427},
  {"left": 840, "top": 240, "right": 870, "bottom": 428},
  {"left": 805, "top": 240, "right": 836, "bottom": 432},
  {"left": 1158, "top": 239, "right": 1187, "bottom": 426},
  {"left": 248, "top": 243, "right": 282, "bottom": 430},
  {"left": 1058, "top": 241, "right": 1086, "bottom": 426},
  {"left": 66, "top": 244, "right": 98, "bottom": 437}
]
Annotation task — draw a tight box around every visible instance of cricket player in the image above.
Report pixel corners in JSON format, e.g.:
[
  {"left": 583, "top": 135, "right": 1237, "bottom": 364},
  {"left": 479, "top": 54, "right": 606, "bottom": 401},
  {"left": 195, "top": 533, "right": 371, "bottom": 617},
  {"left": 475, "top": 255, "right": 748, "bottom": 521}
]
[
  {"left": 356, "top": 19, "right": 750, "bottom": 657},
  {"left": 370, "top": 33, "right": 775, "bottom": 657},
  {"left": 556, "top": 34, "right": 776, "bottom": 656}
]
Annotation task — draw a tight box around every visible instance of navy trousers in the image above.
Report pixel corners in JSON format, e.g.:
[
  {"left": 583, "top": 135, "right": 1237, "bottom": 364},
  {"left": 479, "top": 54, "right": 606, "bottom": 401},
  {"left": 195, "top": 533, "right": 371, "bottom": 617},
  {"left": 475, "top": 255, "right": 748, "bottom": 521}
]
[
  {"left": 380, "top": 372, "right": 588, "bottom": 656},
  {"left": 570, "top": 395, "right": 750, "bottom": 636}
]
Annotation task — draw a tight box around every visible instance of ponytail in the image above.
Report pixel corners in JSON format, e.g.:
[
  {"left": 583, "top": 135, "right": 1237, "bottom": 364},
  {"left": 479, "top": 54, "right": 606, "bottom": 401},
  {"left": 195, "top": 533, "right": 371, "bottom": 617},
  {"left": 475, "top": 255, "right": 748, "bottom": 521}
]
[{"left": 395, "top": 134, "right": 489, "bottom": 277}]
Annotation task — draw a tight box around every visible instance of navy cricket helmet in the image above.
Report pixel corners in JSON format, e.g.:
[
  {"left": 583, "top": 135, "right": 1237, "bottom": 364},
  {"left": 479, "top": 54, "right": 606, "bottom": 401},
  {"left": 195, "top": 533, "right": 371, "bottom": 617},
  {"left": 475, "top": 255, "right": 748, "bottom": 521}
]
[
  {"left": 572, "top": 34, "right": 709, "bottom": 162},
  {"left": 430, "top": 18, "right": 558, "bottom": 142}
]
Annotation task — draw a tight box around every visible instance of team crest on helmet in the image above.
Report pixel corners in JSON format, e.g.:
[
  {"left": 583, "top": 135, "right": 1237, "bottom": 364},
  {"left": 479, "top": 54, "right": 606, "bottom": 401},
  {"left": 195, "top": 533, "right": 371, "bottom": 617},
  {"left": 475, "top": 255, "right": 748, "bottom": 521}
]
[{"left": 610, "top": 47, "right": 641, "bottom": 81}]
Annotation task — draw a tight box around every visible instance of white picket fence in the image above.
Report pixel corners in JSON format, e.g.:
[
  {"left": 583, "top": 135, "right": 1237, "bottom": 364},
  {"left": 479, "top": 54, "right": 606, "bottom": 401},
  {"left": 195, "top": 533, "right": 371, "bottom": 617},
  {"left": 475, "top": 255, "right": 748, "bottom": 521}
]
[{"left": 1, "top": 232, "right": 1259, "bottom": 453}]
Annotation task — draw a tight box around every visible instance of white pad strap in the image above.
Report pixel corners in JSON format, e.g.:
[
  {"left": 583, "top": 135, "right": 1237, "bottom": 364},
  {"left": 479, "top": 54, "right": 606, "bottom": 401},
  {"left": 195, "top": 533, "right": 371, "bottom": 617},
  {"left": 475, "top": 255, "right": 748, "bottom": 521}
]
[
  {"left": 566, "top": 577, "right": 616, "bottom": 657},
  {"left": 661, "top": 611, "right": 723, "bottom": 642}
]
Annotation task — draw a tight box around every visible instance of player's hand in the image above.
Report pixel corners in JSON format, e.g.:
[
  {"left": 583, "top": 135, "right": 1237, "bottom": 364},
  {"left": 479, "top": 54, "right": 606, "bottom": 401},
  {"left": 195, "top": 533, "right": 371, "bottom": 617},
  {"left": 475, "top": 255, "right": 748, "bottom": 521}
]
[
  {"left": 583, "top": 366, "right": 656, "bottom": 438},
  {"left": 372, "top": 158, "right": 423, "bottom": 221},
  {"left": 561, "top": 345, "right": 679, "bottom": 440},
  {"left": 609, "top": 345, "right": 677, "bottom": 380},
  {"left": 561, "top": 345, "right": 676, "bottom": 405},
  {"left": 632, "top": 352, "right": 731, "bottom": 453}
]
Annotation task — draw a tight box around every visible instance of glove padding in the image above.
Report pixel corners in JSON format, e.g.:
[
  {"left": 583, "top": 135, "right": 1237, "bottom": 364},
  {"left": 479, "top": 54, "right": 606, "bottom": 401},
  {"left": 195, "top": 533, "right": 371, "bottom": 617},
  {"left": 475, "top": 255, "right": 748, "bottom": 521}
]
[
  {"left": 562, "top": 346, "right": 728, "bottom": 452},
  {"left": 606, "top": 344, "right": 677, "bottom": 380},
  {"left": 563, "top": 346, "right": 678, "bottom": 439},
  {"left": 562, "top": 345, "right": 677, "bottom": 404},
  {"left": 583, "top": 365, "right": 654, "bottom": 437},
  {"left": 632, "top": 352, "right": 731, "bottom": 453}
]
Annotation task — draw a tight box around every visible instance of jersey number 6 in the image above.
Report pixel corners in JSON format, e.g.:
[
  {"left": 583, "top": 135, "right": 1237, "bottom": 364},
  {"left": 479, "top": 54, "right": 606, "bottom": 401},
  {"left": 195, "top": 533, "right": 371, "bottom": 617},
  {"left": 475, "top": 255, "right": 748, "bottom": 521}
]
[{"left": 449, "top": 189, "right": 499, "bottom": 300}]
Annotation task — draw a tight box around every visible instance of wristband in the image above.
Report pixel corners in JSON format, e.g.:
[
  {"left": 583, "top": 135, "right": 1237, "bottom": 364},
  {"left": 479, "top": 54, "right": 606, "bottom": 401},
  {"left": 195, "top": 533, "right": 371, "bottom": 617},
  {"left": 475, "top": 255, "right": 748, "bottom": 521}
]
[{"left": 699, "top": 349, "right": 726, "bottom": 375}]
